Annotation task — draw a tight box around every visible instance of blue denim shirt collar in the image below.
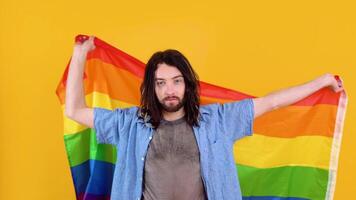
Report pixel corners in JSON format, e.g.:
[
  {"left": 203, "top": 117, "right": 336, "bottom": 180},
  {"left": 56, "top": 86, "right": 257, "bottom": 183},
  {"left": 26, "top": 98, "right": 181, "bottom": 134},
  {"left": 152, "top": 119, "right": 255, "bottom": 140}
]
[{"left": 137, "top": 107, "right": 210, "bottom": 128}]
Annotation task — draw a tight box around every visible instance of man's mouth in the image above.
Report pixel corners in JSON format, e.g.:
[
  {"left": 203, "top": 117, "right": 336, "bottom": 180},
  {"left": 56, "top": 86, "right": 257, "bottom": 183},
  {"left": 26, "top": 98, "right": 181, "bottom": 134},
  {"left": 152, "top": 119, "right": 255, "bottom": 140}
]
[
  {"left": 164, "top": 97, "right": 179, "bottom": 102},
  {"left": 160, "top": 96, "right": 184, "bottom": 112}
]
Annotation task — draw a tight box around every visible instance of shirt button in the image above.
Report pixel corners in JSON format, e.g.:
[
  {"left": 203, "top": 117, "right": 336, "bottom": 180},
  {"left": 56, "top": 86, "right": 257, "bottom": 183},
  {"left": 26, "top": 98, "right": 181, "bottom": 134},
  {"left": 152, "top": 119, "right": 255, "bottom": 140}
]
[
  {"left": 141, "top": 157, "right": 144, "bottom": 161},
  {"left": 149, "top": 136, "right": 152, "bottom": 140}
]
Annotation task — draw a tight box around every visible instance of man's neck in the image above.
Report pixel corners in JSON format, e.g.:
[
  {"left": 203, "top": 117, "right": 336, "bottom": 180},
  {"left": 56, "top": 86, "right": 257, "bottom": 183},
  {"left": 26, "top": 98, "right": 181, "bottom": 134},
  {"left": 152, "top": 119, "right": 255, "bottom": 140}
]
[{"left": 162, "top": 108, "right": 185, "bottom": 121}]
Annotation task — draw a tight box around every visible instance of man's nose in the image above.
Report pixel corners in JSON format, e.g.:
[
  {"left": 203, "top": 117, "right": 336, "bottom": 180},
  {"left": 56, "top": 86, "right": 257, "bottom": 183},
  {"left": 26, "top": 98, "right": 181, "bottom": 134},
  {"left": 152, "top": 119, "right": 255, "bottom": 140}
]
[{"left": 165, "top": 82, "right": 176, "bottom": 95}]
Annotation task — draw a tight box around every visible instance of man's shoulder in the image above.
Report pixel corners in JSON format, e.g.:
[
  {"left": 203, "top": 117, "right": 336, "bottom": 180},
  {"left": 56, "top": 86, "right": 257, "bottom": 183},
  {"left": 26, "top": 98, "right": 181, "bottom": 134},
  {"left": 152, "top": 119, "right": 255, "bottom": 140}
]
[
  {"left": 199, "top": 99, "right": 253, "bottom": 115},
  {"left": 200, "top": 103, "right": 219, "bottom": 112},
  {"left": 94, "top": 106, "right": 140, "bottom": 119},
  {"left": 115, "top": 106, "right": 142, "bottom": 119},
  {"left": 199, "top": 104, "right": 220, "bottom": 121},
  {"left": 119, "top": 106, "right": 140, "bottom": 112}
]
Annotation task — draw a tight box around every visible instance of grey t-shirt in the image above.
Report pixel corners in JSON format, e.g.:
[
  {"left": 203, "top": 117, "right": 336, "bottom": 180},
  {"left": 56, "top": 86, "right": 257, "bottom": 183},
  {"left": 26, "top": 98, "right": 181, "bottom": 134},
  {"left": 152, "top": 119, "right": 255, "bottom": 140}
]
[{"left": 142, "top": 116, "right": 207, "bottom": 200}]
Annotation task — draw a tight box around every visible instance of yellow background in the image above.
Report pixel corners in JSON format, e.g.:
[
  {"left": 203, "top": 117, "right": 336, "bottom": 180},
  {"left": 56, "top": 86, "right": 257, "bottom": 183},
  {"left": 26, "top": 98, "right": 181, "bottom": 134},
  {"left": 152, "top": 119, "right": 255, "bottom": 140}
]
[{"left": 0, "top": 0, "right": 355, "bottom": 199}]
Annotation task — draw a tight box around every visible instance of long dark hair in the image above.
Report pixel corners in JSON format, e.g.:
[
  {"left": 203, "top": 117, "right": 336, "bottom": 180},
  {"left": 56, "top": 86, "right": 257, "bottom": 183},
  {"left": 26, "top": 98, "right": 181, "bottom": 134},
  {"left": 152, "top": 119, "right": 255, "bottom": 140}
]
[{"left": 139, "top": 49, "right": 200, "bottom": 128}]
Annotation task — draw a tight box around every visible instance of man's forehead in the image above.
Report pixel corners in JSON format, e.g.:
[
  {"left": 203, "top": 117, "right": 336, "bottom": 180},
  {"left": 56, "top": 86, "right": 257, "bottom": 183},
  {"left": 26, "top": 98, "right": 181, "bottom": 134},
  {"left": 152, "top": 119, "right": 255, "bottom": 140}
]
[
  {"left": 155, "top": 63, "right": 183, "bottom": 80},
  {"left": 155, "top": 75, "right": 183, "bottom": 80}
]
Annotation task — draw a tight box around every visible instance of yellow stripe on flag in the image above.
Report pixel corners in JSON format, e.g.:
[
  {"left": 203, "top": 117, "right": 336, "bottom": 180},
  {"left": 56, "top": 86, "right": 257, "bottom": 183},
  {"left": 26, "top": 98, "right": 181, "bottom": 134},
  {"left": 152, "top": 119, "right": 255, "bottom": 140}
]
[
  {"left": 62, "top": 92, "right": 135, "bottom": 135},
  {"left": 234, "top": 134, "right": 332, "bottom": 169}
]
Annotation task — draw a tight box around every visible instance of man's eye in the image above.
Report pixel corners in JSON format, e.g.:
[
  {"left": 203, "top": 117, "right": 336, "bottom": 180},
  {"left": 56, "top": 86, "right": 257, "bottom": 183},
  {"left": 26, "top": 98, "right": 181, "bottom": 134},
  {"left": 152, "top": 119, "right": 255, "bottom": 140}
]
[
  {"left": 174, "top": 79, "right": 183, "bottom": 84},
  {"left": 157, "top": 81, "right": 165, "bottom": 86}
]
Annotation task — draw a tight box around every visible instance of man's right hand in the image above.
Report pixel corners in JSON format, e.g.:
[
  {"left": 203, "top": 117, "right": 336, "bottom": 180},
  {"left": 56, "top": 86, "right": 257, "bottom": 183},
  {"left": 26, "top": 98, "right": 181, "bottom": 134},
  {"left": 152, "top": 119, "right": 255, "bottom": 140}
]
[{"left": 73, "top": 35, "right": 96, "bottom": 55}]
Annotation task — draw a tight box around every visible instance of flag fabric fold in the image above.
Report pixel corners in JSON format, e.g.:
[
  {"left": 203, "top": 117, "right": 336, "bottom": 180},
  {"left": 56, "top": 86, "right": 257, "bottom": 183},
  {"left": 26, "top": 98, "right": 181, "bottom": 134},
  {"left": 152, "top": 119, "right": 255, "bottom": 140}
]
[{"left": 56, "top": 35, "right": 347, "bottom": 200}]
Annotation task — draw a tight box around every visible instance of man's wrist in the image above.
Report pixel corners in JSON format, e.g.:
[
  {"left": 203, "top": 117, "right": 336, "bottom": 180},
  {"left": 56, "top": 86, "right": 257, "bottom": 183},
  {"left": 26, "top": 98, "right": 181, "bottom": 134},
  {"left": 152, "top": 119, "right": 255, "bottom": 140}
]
[{"left": 73, "top": 47, "right": 88, "bottom": 58}]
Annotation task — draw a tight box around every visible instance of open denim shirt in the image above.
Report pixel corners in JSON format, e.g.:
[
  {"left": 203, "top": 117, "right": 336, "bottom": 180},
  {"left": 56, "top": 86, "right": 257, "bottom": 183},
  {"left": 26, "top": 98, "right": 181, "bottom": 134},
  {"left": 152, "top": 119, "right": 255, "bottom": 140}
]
[{"left": 94, "top": 98, "right": 254, "bottom": 200}]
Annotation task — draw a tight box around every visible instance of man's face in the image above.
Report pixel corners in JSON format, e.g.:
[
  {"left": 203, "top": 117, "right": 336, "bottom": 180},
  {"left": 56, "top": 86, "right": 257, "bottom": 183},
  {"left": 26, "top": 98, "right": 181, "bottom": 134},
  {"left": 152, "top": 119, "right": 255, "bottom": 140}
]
[{"left": 154, "top": 63, "right": 185, "bottom": 112}]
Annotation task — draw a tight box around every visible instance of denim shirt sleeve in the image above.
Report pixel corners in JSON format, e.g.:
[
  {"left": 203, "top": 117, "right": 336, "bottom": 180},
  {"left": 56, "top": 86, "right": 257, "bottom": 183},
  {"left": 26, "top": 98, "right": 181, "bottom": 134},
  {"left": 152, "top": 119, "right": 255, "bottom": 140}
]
[
  {"left": 93, "top": 107, "right": 135, "bottom": 145},
  {"left": 218, "top": 98, "right": 255, "bottom": 142}
]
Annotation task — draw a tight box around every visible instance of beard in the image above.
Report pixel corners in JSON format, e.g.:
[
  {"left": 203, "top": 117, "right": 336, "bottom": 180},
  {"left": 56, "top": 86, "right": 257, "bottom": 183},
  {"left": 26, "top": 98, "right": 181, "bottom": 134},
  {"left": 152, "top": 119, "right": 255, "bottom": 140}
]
[{"left": 159, "top": 96, "right": 184, "bottom": 113}]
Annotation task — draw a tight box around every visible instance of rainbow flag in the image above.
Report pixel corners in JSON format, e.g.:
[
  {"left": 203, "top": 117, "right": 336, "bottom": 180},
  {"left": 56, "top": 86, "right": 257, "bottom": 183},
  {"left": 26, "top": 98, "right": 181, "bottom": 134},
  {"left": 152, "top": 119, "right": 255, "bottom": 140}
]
[{"left": 56, "top": 35, "right": 347, "bottom": 200}]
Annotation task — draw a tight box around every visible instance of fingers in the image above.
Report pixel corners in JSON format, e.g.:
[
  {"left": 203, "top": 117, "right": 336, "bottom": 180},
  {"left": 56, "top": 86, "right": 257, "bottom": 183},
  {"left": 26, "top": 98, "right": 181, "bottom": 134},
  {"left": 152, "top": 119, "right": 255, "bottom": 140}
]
[
  {"left": 88, "top": 36, "right": 96, "bottom": 50},
  {"left": 334, "top": 75, "right": 344, "bottom": 89},
  {"left": 334, "top": 75, "right": 342, "bottom": 86},
  {"left": 74, "top": 35, "right": 95, "bottom": 48},
  {"left": 75, "top": 35, "right": 90, "bottom": 44},
  {"left": 332, "top": 75, "right": 344, "bottom": 93},
  {"left": 73, "top": 35, "right": 96, "bottom": 53}
]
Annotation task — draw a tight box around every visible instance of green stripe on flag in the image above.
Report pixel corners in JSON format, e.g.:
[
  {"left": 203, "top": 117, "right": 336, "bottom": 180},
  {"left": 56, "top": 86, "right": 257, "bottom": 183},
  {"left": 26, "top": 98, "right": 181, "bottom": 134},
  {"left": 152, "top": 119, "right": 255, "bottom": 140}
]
[
  {"left": 64, "top": 128, "right": 117, "bottom": 167},
  {"left": 237, "top": 164, "right": 328, "bottom": 200}
]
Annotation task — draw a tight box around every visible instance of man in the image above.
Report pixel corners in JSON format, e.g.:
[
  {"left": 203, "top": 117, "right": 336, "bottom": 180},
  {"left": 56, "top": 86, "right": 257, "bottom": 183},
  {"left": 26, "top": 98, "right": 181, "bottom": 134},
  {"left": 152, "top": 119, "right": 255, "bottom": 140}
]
[{"left": 65, "top": 36, "right": 344, "bottom": 200}]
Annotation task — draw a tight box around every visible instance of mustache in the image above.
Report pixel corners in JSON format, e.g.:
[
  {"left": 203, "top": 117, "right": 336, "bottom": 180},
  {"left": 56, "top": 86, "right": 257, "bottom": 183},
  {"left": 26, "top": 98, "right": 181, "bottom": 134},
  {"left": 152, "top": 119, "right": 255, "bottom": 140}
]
[{"left": 163, "top": 96, "right": 180, "bottom": 101}]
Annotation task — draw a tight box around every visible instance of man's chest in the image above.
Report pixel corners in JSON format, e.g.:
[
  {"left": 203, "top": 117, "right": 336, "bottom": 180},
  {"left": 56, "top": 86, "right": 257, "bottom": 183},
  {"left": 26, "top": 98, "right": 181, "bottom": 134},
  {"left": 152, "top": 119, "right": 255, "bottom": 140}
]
[{"left": 145, "top": 120, "right": 200, "bottom": 163}]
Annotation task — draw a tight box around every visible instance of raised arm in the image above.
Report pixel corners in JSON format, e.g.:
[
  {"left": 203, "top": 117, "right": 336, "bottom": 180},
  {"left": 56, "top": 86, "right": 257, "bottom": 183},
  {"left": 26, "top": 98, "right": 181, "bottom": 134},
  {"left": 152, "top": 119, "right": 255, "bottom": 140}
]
[
  {"left": 64, "top": 36, "right": 96, "bottom": 128},
  {"left": 253, "top": 74, "right": 344, "bottom": 118}
]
